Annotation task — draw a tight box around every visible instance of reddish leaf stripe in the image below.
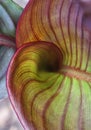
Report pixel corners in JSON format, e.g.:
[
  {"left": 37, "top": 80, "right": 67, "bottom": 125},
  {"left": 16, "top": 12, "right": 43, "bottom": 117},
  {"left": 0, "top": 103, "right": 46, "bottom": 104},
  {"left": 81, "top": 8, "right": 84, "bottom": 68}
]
[
  {"left": 34, "top": 0, "right": 43, "bottom": 39},
  {"left": 41, "top": 0, "right": 53, "bottom": 41},
  {"left": 61, "top": 65, "right": 91, "bottom": 82},
  {"left": 75, "top": 6, "right": 80, "bottom": 68},
  {"left": 48, "top": 0, "right": 61, "bottom": 47},
  {"left": 29, "top": 0, "right": 38, "bottom": 40},
  {"left": 87, "top": 44, "right": 91, "bottom": 72},
  {"left": 59, "top": 0, "right": 69, "bottom": 65},
  {"left": 79, "top": 14, "right": 84, "bottom": 69},
  {"left": 41, "top": 1, "right": 52, "bottom": 40},
  {"left": 31, "top": 0, "right": 51, "bottom": 41},
  {"left": 29, "top": 1, "right": 39, "bottom": 41},
  {"left": 83, "top": 17, "right": 91, "bottom": 71},
  {"left": 20, "top": 73, "right": 60, "bottom": 97},
  {"left": 20, "top": 74, "right": 60, "bottom": 114},
  {"left": 69, "top": 1, "right": 79, "bottom": 67},
  {"left": 21, "top": 74, "right": 60, "bottom": 129},
  {"left": 67, "top": 0, "right": 73, "bottom": 66},
  {"left": 16, "top": 0, "right": 91, "bottom": 71},
  {"left": 61, "top": 0, "right": 70, "bottom": 66},
  {"left": 7, "top": 0, "right": 91, "bottom": 129},
  {"left": 42, "top": 76, "right": 65, "bottom": 130},
  {"left": 30, "top": 75, "right": 61, "bottom": 129},
  {"left": 84, "top": 38, "right": 90, "bottom": 71},
  {"left": 78, "top": 80, "right": 84, "bottom": 130},
  {"left": 76, "top": 7, "right": 83, "bottom": 68},
  {"left": 49, "top": 0, "right": 66, "bottom": 55},
  {"left": 60, "top": 78, "right": 72, "bottom": 130}
]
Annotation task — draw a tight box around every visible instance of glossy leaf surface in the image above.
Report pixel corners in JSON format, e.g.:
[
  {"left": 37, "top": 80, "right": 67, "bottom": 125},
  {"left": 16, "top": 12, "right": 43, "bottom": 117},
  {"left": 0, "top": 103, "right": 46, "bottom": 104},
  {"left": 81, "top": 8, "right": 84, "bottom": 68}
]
[
  {"left": 16, "top": 0, "right": 91, "bottom": 72},
  {"left": 7, "top": 0, "right": 91, "bottom": 130}
]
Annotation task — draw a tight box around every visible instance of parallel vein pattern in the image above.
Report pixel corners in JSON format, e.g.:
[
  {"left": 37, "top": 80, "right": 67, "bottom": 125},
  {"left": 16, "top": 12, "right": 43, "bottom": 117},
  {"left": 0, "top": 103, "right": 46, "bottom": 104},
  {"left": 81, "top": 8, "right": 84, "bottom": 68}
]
[
  {"left": 16, "top": 0, "right": 91, "bottom": 72},
  {"left": 7, "top": 0, "right": 91, "bottom": 130},
  {"left": 7, "top": 42, "right": 91, "bottom": 130}
]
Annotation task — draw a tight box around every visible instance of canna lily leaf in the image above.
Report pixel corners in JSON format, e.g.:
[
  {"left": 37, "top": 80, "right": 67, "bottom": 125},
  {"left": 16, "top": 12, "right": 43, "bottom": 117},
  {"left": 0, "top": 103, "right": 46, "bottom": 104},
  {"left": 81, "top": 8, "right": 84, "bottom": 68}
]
[
  {"left": 16, "top": 0, "right": 91, "bottom": 71},
  {"left": 0, "top": 35, "right": 15, "bottom": 99},
  {"left": 7, "top": 41, "right": 62, "bottom": 129},
  {"left": 7, "top": 0, "right": 91, "bottom": 130},
  {"left": 0, "top": 0, "right": 23, "bottom": 37}
]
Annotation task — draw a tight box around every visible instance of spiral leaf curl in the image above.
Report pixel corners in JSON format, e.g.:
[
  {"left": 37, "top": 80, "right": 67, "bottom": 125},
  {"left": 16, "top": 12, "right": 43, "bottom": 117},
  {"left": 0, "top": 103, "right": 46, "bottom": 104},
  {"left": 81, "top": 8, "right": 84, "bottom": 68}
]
[{"left": 7, "top": 0, "right": 91, "bottom": 130}]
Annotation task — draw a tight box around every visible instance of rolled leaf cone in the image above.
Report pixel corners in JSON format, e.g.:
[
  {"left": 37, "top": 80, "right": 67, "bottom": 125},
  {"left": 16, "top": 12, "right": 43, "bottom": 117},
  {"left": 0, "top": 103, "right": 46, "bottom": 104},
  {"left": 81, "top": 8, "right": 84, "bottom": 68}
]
[
  {"left": 0, "top": 35, "right": 15, "bottom": 99},
  {"left": 7, "top": 0, "right": 91, "bottom": 130},
  {"left": 0, "top": 0, "right": 23, "bottom": 37}
]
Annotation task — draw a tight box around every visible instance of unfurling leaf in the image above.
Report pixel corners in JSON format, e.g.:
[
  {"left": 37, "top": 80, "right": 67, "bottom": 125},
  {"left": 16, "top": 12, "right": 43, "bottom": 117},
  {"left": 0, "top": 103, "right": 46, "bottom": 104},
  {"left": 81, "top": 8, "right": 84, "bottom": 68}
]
[{"left": 7, "top": 0, "right": 91, "bottom": 130}]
